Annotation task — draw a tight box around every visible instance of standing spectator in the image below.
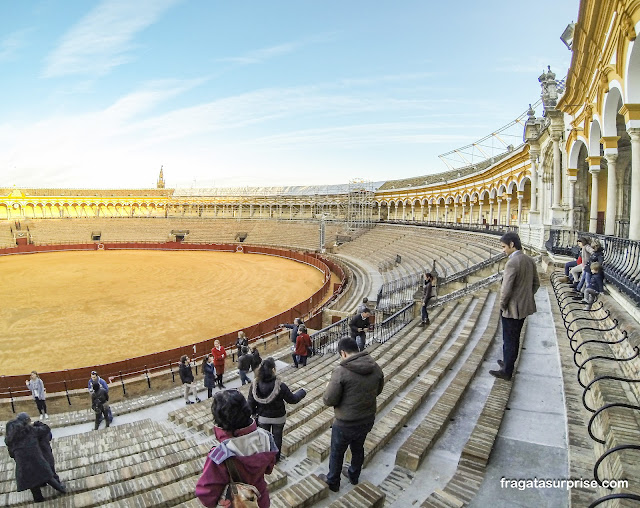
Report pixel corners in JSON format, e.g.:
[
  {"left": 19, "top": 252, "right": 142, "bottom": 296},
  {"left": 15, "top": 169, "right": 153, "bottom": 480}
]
[
  {"left": 583, "top": 262, "right": 604, "bottom": 310},
  {"left": 238, "top": 346, "right": 253, "bottom": 385},
  {"left": 25, "top": 371, "right": 48, "bottom": 420},
  {"left": 421, "top": 272, "right": 434, "bottom": 325},
  {"left": 357, "top": 297, "right": 369, "bottom": 314},
  {"left": 91, "top": 382, "right": 111, "bottom": 430},
  {"left": 180, "top": 355, "right": 200, "bottom": 405},
  {"left": 250, "top": 346, "right": 262, "bottom": 374},
  {"left": 319, "top": 337, "right": 384, "bottom": 492},
  {"left": 490, "top": 232, "right": 540, "bottom": 381},
  {"left": 195, "top": 390, "right": 277, "bottom": 508},
  {"left": 248, "top": 357, "right": 306, "bottom": 462},
  {"left": 349, "top": 309, "right": 372, "bottom": 352},
  {"left": 293, "top": 324, "right": 312, "bottom": 368},
  {"left": 235, "top": 331, "right": 249, "bottom": 362},
  {"left": 211, "top": 340, "right": 227, "bottom": 389},
  {"left": 32, "top": 418, "right": 61, "bottom": 484},
  {"left": 280, "top": 317, "right": 302, "bottom": 344},
  {"left": 202, "top": 355, "right": 216, "bottom": 399},
  {"left": 88, "top": 371, "right": 113, "bottom": 425},
  {"left": 4, "top": 413, "right": 67, "bottom": 503}
]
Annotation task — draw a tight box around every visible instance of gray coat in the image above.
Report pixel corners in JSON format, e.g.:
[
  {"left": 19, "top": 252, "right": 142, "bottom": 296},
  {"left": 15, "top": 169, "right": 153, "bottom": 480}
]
[
  {"left": 500, "top": 250, "right": 540, "bottom": 320},
  {"left": 323, "top": 351, "right": 384, "bottom": 426}
]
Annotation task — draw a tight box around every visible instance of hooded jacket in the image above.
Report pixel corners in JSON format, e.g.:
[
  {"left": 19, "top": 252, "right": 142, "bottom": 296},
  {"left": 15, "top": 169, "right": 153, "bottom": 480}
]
[
  {"left": 323, "top": 351, "right": 384, "bottom": 426},
  {"left": 5, "top": 419, "right": 55, "bottom": 491},
  {"left": 248, "top": 377, "right": 306, "bottom": 420},
  {"left": 195, "top": 420, "right": 277, "bottom": 508},
  {"left": 179, "top": 362, "right": 194, "bottom": 384}
]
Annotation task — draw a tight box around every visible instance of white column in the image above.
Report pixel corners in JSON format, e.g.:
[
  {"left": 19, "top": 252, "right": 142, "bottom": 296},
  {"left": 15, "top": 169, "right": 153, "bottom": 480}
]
[
  {"left": 469, "top": 203, "right": 474, "bottom": 224},
  {"left": 435, "top": 205, "right": 439, "bottom": 222},
  {"left": 552, "top": 132, "right": 562, "bottom": 208},
  {"left": 402, "top": 204, "right": 406, "bottom": 220},
  {"left": 605, "top": 153, "right": 618, "bottom": 236},
  {"left": 629, "top": 129, "right": 640, "bottom": 239},
  {"left": 568, "top": 172, "right": 577, "bottom": 228},
  {"left": 378, "top": 206, "right": 382, "bottom": 220},
  {"left": 530, "top": 154, "right": 539, "bottom": 212},
  {"left": 489, "top": 199, "right": 494, "bottom": 224},
  {"left": 505, "top": 198, "right": 512, "bottom": 225},
  {"left": 589, "top": 163, "right": 600, "bottom": 233},
  {"left": 497, "top": 198, "right": 502, "bottom": 225},
  {"left": 478, "top": 200, "right": 484, "bottom": 224},
  {"left": 460, "top": 204, "right": 465, "bottom": 224},
  {"left": 428, "top": 205, "right": 432, "bottom": 222},
  {"left": 516, "top": 193, "right": 523, "bottom": 225},
  {"left": 411, "top": 203, "right": 415, "bottom": 220},
  {"left": 444, "top": 204, "right": 449, "bottom": 223}
]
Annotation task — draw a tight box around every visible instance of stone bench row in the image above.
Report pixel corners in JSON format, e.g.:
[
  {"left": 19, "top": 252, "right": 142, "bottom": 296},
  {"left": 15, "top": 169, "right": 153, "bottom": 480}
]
[{"left": 396, "top": 294, "right": 498, "bottom": 472}]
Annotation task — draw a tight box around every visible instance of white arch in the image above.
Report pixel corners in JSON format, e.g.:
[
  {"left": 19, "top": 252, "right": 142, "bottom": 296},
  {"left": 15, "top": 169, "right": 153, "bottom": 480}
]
[
  {"left": 518, "top": 176, "right": 531, "bottom": 192},
  {"left": 626, "top": 31, "right": 640, "bottom": 104},
  {"left": 506, "top": 180, "right": 517, "bottom": 194},
  {"left": 603, "top": 84, "right": 624, "bottom": 137},
  {"left": 568, "top": 138, "right": 589, "bottom": 168},
  {"left": 589, "top": 119, "right": 602, "bottom": 156},
  {"left": 497, "top": 185, "right": 507, "bottom": 196}
]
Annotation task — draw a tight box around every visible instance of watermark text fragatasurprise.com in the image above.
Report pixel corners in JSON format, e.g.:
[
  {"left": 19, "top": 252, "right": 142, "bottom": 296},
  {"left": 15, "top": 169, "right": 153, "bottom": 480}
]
[{"left": 500, "top": 477, "right": 628, "bottom": 491}]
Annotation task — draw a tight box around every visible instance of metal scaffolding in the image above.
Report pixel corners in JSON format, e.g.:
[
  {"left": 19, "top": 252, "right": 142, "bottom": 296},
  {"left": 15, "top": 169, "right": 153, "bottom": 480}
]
[{"left": 346, "top": 179, "right": 375, "bottom": 232}]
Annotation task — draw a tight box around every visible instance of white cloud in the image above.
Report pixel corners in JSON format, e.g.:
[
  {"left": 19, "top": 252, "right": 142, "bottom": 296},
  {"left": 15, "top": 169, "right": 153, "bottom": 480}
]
[
  {"left": 42, "top": 0, "right": 181, "bottom": 78},
  {"left": 0, "top": 28, "right": 32, "bottom": 62},
  {"left": 218, "top": 42, "right": 301, "bottom": 65}
]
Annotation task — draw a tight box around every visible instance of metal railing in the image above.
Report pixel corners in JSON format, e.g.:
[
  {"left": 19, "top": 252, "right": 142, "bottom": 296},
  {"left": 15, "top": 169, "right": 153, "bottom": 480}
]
[
  {"left": 379, "top": 219, "right": 518, "bottom": 236},
  {"left": 547, "top": 229, "right": 640, "bottom": 304}
]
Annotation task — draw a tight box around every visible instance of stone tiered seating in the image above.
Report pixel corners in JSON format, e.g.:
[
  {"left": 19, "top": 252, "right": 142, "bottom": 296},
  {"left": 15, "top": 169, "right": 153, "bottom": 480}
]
[
  {"left": 0, "top": 221, "right": 15, "bottom": 248},
  {"left": 551, "top": 275, "right": 640, "bottom": 506}
]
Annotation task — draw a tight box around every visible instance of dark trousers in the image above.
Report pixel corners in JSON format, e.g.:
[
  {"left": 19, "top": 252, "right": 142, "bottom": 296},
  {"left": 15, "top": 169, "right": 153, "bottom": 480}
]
[
  {"left": 564, "top": 260, "right": 577, "bottom": 277},
  {"left": 326, "top": 420, "right": 374, "bottom": 487},
  {"left": 501, "top": 316, "right": 525, "bottom": 376},
  {"left": 96, "top": 406, "right": 113, "bottom": 425},
  {"left": 207, "top": 387, "right": 214, "bottom": 398},
  {"left": 421, "top": 305, "right": 429, "bottom": 322},
  {"left": 258, "top": 422, "right": 285, "bottom": 461},
  {"left": 31, "top": 477, "right": 66, "bottom": 501},
  {"left": 35, "top": 398, "right": 47, "bottom": 415},
  {"left": 94, "top": 404, "right": 110, "bottom": 430},
  {"left": 353, "top": 334, "right": 366, "bottom": 352}
]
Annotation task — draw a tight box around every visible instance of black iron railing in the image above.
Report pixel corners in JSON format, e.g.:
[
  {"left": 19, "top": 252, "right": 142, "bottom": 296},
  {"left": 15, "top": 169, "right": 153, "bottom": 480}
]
[
  {"left": 310, "top": 317, "right": 350, "bottom": 356},
  {"left": 547, "top": 230, "right": 640, "bottom": 304},
  {"left": 373, "top": 303, "right": 414, "bottom": 344},
  {"left": 379, "top": 219, "right": 518, "bottom": 236}
]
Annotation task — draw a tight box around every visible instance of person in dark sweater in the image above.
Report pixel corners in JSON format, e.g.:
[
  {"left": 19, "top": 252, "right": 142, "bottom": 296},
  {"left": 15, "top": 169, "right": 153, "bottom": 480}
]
[
  {"left": 349, "top": 309, "right": 372, "bottom": 352},
  {"left": 202, "top": 354, "right": 216, "bottom": 399},
  {"left": 247, "top": 357, "right": 306, "bottom": 461},
  {"left": 250, "top": 346, "right": 262, "bottom": 373},
  {"left": 238, "top": 346, "right": 253, "bottom": 385},
  {"left": 180, "top": 355, "right": 200, "bottom": 405},
  {"left": 583, "top": 262, "right": 605, "bottom": 310},
  {"left": 280, "top": 318, "right": 302, "bottom": 344},
  {"left": 91, "top": 383, "right": 110, "bottom": 430},
  {"left": 421, "top": 272, "right": 434, "bottom": 325}
]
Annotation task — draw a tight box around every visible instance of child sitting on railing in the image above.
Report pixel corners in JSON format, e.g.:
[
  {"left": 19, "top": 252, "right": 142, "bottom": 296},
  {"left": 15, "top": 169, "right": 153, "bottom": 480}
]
[{"left": 583, "top": 262, "right": 604, "bottom": 311}]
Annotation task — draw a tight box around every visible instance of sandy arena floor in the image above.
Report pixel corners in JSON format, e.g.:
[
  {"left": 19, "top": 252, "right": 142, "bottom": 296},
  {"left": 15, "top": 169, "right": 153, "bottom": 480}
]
[{"left": 0, "top": 250, "right": 325, "bottom": 375}]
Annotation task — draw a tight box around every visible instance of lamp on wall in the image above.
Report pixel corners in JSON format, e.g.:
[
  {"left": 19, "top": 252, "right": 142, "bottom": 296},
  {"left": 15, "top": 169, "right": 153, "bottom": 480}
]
[{"left": 560, "top": 22, "right": 575, "bottom": 50}]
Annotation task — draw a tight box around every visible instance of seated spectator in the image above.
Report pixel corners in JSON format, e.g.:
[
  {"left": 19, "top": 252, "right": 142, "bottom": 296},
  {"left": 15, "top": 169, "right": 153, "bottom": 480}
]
[
  {"left": 293, "top": 324, "right": 312, "bottom": 368},
  {"left": 567, "top": 236, "right": 591, "bottom": 286},
  {"left": 4, "top": 413, "right": 66, "bottom": 503},
  {"left": 577, "top": 238, "right": 604, "bottom": 292},
  {"left": 559, "top": 238, "right": 584, "bottom": 283},
  {"left": 583, "top": 262, "right": 604, "bottom": 310},
  {"left": 238, "top": 346, "right": 252, "bottom": 385},
  {"left": 248, "top": 357, "right": 306, "bottom": 462},
  {"left": 195, "top": 390, "right": 277, "bottom": 508}
]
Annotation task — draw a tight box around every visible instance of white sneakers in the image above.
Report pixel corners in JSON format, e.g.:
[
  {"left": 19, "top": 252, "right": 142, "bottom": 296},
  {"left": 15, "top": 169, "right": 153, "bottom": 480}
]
[
  {"left": 39, "top": 414, "right": 44, "bottom": 420},
  {"left": 39, "top": 414, "right": 49, "bottom": 420},
  {"left": 45, "top": 414, "right": 49, "bottom": 419}
]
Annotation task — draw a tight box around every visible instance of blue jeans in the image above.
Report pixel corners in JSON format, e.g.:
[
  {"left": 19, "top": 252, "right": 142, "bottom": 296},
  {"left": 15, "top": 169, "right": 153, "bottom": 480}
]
[
  {"left": 326, "top": 420, "right": 374, "bottom": 487},
  {"left": 239, "top": 370, "right": 251, "bottom": 385},
  {"left": 576, "top": 270, "right": 588, "bottom": 291},
  {"left": 501, "top": 315, "right": 525, "bottom": 376},
  {"left": 564, "top": 260, "right": 577, "bottom": 277},
  {"left": 421, "top": 305, "right": 429, "bottom": 322},
  {"left": 296, "top": 355, "right": 307, "bottom": 367},
  {"left": 353, "top": 334, "right": 365, "bottom": 351}
]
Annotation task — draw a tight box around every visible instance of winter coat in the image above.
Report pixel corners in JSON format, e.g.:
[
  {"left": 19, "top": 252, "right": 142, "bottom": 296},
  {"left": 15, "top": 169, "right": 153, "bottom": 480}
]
[
  {"left": 585, "top": 247, "right": 604, "bottom": 270},
  {"left": 349, "top": 314, "right": 370, "bottom": 338},
  {"left": 248, "top": 377, "right": 306, "bottom": 420},
  {"left": 27, "top": 378, "right": 46, "bottom": 400},
  {"left": 295, "top": 333, "right": 312, "bottom": 357},
  {"left": 211, "top": 347, "right": 226, "bottom": 375},
  {"left": 4, "top": 422, "right": 55, "bottom": 491},
  {"left": 203, "top": 362, "right": 216, "bottom": 389},
  {"left": 235, "top": 337, "right": 249, "bottom": 357},
  {"left": 195, "top": 420, "right": 277, "bottom": 508},
  {"left": 250, "top": 350, "right": 262, "bottom": 371},
  {"left": 423, "top": 280, "right": 433, "bottom": 304},
  {"left": 88, "top": 376, "right": 109, "bottom": 393},
  {"left": 587, "top": 271, "right": 605, "bottom": 293},
  {"left": 32, "top": 421, "right": 56, "bottom": 476},
  {"left": 91, "top": 387, "right": 109, "bottom": 412},
  {"left": 323, "top": 351, "right": 384, "bottom": 426},
  {"left": 179, "top": 362, "right": 194, "bottom": 384},
  {"left": 238, "top": 353, "right": 253, "bottom": 372}
]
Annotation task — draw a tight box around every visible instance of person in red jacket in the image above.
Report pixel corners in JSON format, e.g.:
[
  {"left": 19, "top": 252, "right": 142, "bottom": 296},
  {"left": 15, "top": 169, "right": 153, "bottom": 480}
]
[
  {"left": 195, "top": 390, "right": 277, "bottom": 508},
  {"left": 211, "top": 340, "right": 227, "bottom": 389},
  {"left": 293, "top": 325, "right": 312, "bottom": 367}
]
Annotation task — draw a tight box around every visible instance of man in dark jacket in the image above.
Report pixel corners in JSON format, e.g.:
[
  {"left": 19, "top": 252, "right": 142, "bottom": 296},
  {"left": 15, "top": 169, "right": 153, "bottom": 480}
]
[
  {"left": 238, "top": 346, "right": 253, "bottom": 385},
  {"left": 349, "top": 309, "right": 372, "bottom": 352},
  {"left": 4, "top": 413, "right": 66, "bottom": 502},
  {"left": 91, "top": 382, "right": 111, "bottom": 430},
  {"left": 421, "top": 272, "right": 434, "bottom": 325},
  {"left": 319, "top": 337, "right": 384, "bottom": 492}
]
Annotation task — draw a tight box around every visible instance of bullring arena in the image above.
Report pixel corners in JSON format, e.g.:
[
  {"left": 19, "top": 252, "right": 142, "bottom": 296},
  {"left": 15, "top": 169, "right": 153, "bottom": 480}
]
[{"left": 1, "top": 1, "right": 640, "bottom": 507}]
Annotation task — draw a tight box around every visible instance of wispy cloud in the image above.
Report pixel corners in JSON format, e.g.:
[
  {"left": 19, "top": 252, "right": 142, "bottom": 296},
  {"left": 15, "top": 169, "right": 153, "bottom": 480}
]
[
  {"left": 0, "top": 28, "right": 32, "bottom": 62},
  {"left": 42, "top": 0, "right": 181, "bottom": 78},
  {"left": 496, "top": 57, "right": 568, "bottom": 75}
]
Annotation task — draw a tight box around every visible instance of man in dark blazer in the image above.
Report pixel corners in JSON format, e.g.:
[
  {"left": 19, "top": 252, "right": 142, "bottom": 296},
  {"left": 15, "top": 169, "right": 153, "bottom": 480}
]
[
  {"left": 349, "top": 309, "right": 372, "bottom": 352},
  {"left": 490, "top": 232, "right": 540, "bottom": 381}
]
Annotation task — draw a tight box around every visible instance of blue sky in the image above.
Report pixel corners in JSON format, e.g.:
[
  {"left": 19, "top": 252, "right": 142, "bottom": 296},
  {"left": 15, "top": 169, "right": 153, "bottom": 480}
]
[{"left": 0, "top": 0, "right": 578, "bottom": 189}]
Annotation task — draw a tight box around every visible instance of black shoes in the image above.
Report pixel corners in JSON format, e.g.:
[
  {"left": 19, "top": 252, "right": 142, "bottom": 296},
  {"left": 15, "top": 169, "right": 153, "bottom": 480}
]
[
  {"left": 489, "top": 369, "right": 512, "bottom": 381},
  {"left": 186, "top": 400, "right": 194, "bottom": 405},
  {"left": 318, "top": 474, "right": 340, "bottom": 492},
  {"left": 497, "top": 359, "right": 504, "bottom": 368},
  {"left": 342, "top": 466, "right": 358, "bottom": 485},
  {"left": 195, "top": 398, "right": 202, "bottom": 403}
]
